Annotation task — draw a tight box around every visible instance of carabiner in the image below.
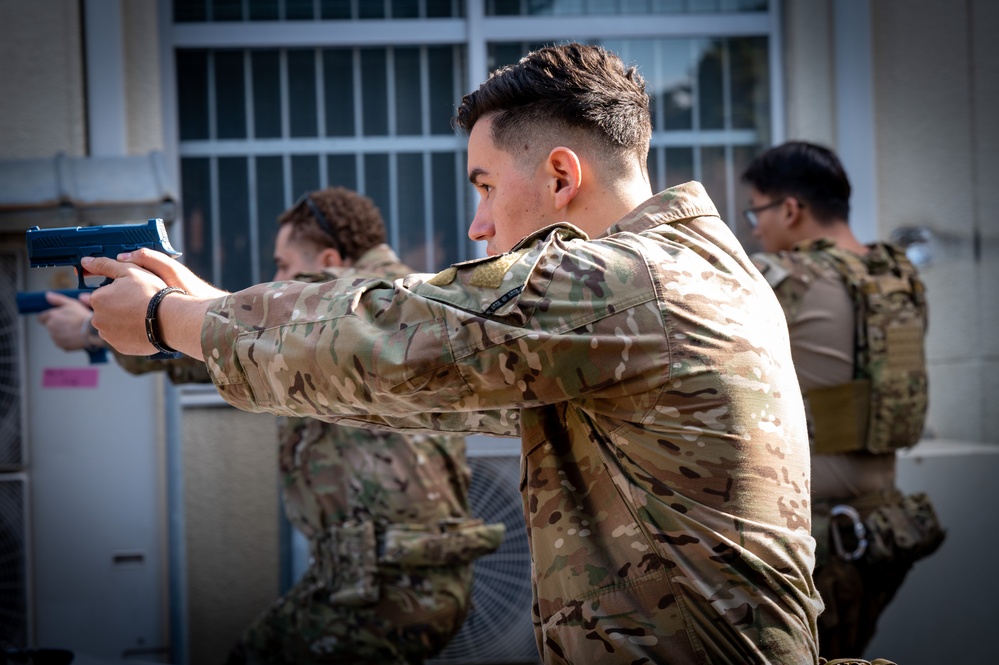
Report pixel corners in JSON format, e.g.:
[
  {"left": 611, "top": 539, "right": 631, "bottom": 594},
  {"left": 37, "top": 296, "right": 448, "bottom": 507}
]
[{"left": 829, "top": 503, "right": 868, "bottom": 562}]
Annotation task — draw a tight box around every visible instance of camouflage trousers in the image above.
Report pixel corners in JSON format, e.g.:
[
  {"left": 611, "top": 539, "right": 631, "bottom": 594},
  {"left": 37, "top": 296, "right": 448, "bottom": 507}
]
[{"left": 226, "top": 563, "right": 473, "bottom": 665}]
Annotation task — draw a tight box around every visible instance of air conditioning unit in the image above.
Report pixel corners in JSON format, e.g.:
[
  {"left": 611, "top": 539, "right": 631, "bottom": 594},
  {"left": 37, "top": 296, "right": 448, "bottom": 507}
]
[
  {"left": 0, "top": 250, "right": 30, "bottom": 649},
  {"left": 429, "top": 438, "right": 538, "bottom": 665},
  {"left": 0, "top": 473, "right": 29, "bottom": 649}
]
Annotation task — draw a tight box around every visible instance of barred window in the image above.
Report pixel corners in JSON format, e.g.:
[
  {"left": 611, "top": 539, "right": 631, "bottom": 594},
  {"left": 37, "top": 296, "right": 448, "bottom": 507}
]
[{"left": 168, "top": 0, "right": 777, "bottom": 290}]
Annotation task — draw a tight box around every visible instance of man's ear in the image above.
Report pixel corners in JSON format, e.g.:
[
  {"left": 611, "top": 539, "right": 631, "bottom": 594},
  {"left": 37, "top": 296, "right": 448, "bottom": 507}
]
[
  {"left": 783, "top": 196, "right": 806, "bottom": 228},
  {"left": 545, "top": 147, "right": 582, "bottom": 212},
  {"left": 317, "top": 247, "right": 343, "bottom": 268}
]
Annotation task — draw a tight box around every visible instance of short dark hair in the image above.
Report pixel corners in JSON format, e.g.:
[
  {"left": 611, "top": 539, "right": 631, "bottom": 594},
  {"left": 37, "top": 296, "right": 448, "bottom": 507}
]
[
  {"left": 741, "top": 141, "right": 851, "bottom": 224},
  {"left": 278, "top": 187, "right": 386, "bottom": 262},
  {"left": 455, "top": 43, "right": 652, "bottom": 168}
]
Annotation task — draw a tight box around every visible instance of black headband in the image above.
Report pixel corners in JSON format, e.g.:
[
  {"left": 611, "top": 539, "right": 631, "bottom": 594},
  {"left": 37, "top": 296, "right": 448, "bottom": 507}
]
[{"left": 295, "top": 193, "right": 348, "bottom": 259}]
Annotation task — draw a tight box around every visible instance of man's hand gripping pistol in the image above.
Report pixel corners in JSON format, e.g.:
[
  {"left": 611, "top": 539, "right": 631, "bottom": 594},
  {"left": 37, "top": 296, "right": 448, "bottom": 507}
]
[{"left": 19, "top": 219, "right": 183, "bottom": 360}]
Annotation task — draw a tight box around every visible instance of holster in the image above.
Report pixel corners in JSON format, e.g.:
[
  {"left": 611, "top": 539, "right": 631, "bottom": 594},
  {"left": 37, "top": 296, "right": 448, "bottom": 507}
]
[
  {"left": 312, "top": 520, "right": 380, "bottom": 607},
  {"left": 814, "top": 489, "right": 945, "bottom": 569},
  {"left": 311, "top": 518, "right": 505, "bottom": 607}
]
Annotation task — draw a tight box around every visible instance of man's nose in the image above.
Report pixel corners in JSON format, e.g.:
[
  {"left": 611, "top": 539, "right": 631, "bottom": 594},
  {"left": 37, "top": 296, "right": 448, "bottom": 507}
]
[{"left": 467, "top": 211, "right": 493, "bottom": 242}]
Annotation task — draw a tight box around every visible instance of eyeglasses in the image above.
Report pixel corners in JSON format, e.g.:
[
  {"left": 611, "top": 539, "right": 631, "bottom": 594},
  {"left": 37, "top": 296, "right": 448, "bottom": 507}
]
[
  {"left": 742, "top": 198, "right": 787, "bottom": 228},
  {"left": 294, "top": 193, "right": 348, "bottom": 258}
]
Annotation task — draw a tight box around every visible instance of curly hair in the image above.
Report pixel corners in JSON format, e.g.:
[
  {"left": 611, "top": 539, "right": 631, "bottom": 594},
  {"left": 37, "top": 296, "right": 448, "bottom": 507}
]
[
  {"left": 455, "top": 43, "right": 652, "bottom": 168},
  {"left": 277, "top": 187, "right": 386, "bottom": 261}
]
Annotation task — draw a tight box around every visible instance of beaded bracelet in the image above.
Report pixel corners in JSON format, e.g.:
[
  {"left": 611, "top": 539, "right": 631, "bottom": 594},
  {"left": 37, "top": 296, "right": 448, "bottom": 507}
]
[{"left": 145, "top": 286, "right": 188, "bottom": 355}]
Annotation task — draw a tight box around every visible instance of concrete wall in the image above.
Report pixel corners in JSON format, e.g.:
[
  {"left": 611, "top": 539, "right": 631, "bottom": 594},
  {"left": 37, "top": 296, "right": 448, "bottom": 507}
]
[{"left": 783, "top": 0, "right": 837, "bottom": 146}]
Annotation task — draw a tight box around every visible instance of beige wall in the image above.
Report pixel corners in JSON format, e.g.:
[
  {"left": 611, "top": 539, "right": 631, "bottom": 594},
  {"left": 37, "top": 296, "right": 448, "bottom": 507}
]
[
  {"left": 0, "top": 0, "right": 163, "bottom": 159},
  {"left": 182, "top": 406, "right": 280, "bottom": 664},
  {"left": 0, "top": 0, "right": 86, "bottom": 158}
]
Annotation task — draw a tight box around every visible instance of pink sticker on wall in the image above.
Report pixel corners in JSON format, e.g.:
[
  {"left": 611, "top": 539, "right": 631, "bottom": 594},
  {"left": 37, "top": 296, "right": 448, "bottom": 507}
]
[{"left": 43, "top": 368, "right": 99, "bottom": 388}]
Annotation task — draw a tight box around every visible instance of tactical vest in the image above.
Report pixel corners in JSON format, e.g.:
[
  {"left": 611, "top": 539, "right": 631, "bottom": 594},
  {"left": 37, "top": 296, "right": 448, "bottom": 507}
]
[{"left": 807, "top": 243, "right": 929, "bottom": 455}]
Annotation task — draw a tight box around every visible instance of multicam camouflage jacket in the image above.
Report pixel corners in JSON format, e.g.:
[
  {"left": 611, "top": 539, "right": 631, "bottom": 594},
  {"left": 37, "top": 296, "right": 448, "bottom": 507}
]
[
  {"left": 275, "top": 246, "right": 477, "bottom": 542},
  {"left": 202, "top": 183, "right": 823, "bottom": 664}
]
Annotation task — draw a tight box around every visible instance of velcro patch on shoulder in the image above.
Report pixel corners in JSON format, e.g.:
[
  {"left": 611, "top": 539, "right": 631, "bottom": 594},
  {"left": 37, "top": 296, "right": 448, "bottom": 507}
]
[
  {"left": 469, "top": 249, "right": 528, "bottom": 289},
  {"left": 427, "top": 266, "right": 458, "bottom": 286}
]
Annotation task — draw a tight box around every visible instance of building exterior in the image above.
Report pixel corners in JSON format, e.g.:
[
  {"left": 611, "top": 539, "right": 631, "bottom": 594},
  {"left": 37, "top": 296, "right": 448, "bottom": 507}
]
[{"left": 0, "top": 1, "right": 995, "bottom": 663}]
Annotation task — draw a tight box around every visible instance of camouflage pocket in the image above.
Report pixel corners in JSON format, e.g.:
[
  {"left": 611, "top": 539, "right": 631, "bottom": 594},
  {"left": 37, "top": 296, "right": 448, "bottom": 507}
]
[
  {"left": 315, "top": 521, "right": 380, "bottom": 606},
  {"left": 863, "top": 492, "right": 945, "bottom": 565},
  {"left": 380, "top": 519, "right": 505, "bottom": 568}
]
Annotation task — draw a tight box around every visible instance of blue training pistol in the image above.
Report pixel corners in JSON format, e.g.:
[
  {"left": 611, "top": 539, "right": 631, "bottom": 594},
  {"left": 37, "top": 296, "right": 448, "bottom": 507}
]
[
  {"left": 26, "top": 218, "right": 181, "bottom": 289},
  {"left": 22, "top": 219, "right": 183, "bottom": 360}
]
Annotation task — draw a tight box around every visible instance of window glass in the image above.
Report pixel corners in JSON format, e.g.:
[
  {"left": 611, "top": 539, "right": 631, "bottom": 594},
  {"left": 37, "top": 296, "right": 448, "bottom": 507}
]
[
  {"left": 252, "top": 51, "right": 282, "bottom": 138},
  {"left": 485, "top": 0, "right": 767, "bottom": 14},
  {"left": 431, "top": 151, "right": 461, "bottom": 270},
  {"left": 176, "top": 51, "right": 209, "bottom": 141},
  {"left": 328, "top": 154, "right": 358, "bottom": 190},
  {"left": 323, "top": 49, "right": 355, "bottom": 137},
  {"left": 427, "top": 0, "right": 461, "bottom": 18},
  {"left": 730, "top": 36, "right": 769, "bottom": 132},
  {"left": 178, "top": 0, "right": 464, "bottom": 21},
  {"left": 364, "top": 154, "right": 392, "bottom": 232},
  {"left": 285, "top": 0, "right": 315, "bottom": 20},
  {"left": 393, "top": 0, "right": 421, "bottom": 18},
  {"left": 732, "top": 143, "right": 764, "bottom": 251},
  {"left": 292, "top": 155, "right": 321, "bottom": 200},
  {"left": 256, "top": 156, "right": 285, "bottom": 281},
  {"left": 664, "top": 147, "right": 695, "bottom": 189},
  {"left": 395, "top": 48, "right": 423, "bottom": 136},
  {"left": 428, "top": 47, "right": 458, "bottom": 135},
  {"left": 288, "top": 50, "right": 318, "bottom": 137},
  {"left": 180, "top": 157, "right": 213, "bottom": 282},
  {"left": 249, "top": 0, "right": 279, "bottom": 21},
  {"left": 657, "top": 40, "right": 694, "bottom": 130},
  {"left": 360, "top": 1, "right": 386, "bottom": 19},
  {"left": 696, "top": 39, "right": 725, "bottom": 130},
  {"left": 213, "top": 0, "right": 242, "bottom": 21},
  {"left": 174, "top": 0, "right": 206, "bottom": 22},
  {"left": 397, "top": 153, "right": 427, "bottom": 270},
  {"left": 320, "top": 0, "right": 352, "bottom": 19},
  {"left": 361, "top": 50, "right": 389, "bottom": 136},
  {"left": 215, "top": 51, "right": 246, "bottom": 139},
  {"left": 219, "top": 157, "right": 251, "bottom": 288}
]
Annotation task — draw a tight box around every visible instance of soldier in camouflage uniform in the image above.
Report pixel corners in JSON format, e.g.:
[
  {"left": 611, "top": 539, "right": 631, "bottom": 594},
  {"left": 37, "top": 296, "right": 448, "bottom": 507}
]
[
  {"left": 743, "top": 142, "right": 944, "bottom": 658},
  {"left": 87, "top": 44, "right": 824, "bottom": 664},
  {"left": 222, "top": 188, "right": 503, "bottom": 665},
  {"left": 44, "top": 189, "right": 502, "bottom": 665}
]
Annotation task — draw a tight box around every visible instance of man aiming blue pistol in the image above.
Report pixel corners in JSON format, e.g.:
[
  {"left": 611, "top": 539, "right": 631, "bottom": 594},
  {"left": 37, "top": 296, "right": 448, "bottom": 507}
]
[{"left": 19, "top": 218, "right": 182, "bottom": 362}]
